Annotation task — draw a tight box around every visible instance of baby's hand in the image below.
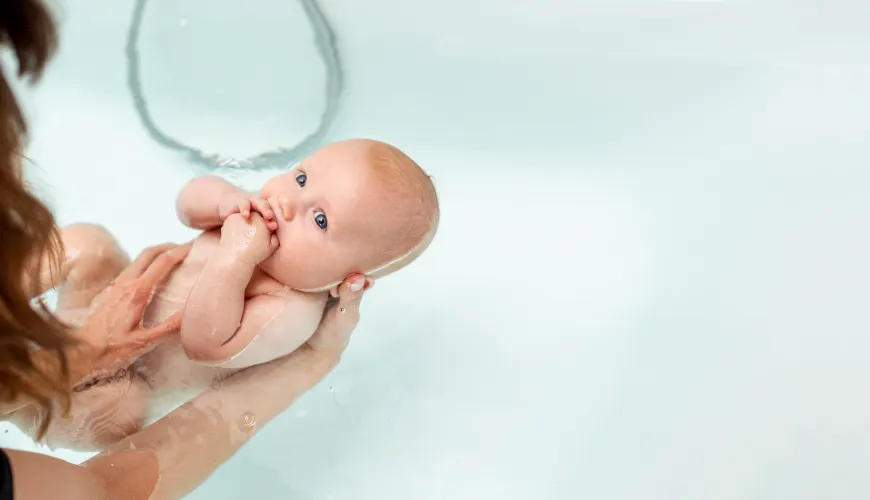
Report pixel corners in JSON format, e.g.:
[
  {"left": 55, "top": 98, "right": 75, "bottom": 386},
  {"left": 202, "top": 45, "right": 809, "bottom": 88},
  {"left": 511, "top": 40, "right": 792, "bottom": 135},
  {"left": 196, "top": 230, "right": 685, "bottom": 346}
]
[
  {"left": 218, "top": 192, "right": 279, "bottom": 231},
  {"left": 220, "top": 212, "right": 279, "bottom": 266}
]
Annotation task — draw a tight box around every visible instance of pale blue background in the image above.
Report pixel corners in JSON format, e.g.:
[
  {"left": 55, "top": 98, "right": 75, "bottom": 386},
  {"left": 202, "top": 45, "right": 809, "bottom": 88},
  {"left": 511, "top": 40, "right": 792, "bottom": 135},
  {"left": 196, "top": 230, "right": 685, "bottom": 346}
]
[{"left": 2, "top": 0, "right": 870, "bottom": 499}]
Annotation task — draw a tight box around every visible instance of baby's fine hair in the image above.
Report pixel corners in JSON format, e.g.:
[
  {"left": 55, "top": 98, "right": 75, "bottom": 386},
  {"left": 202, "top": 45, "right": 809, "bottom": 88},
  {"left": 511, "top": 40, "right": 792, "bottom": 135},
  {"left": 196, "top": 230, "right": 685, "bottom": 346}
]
[{"left": 364, "top": 140, "right": 440, "bottom": 277}]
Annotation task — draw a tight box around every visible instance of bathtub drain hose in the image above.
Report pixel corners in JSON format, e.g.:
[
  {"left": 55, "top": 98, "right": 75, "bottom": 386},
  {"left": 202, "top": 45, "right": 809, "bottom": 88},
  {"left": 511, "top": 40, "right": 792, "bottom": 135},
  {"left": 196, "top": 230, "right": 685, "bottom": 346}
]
[{"left": 124, "top": 0, "right": 344, "bottom": 172}]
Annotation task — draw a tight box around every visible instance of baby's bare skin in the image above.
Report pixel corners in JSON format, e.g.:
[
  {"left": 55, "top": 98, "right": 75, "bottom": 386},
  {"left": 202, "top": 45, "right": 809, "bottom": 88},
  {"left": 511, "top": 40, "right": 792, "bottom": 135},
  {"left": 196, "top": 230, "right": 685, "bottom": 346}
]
[
  {"left": 10, "top": 138, "right": 434, "bottom": 451},
  {"left": 138, "top": 229, "right": 326, "bottom": 405},
  {"left": 9, "top": 224, "right": 327, "bottom": 451},
  {"left": 144, "top": 228, "right": 328, "bottom": 366}
]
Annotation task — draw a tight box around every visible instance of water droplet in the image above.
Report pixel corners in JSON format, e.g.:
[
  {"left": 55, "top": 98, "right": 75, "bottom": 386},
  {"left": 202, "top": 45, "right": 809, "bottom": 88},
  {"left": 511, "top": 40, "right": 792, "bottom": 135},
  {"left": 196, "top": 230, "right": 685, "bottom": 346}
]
[
  {"left": 238, "top": 412, "right": 256, "bottom": 431},
  {"left": 179, "top": 18, "right": 188, "bottom": 27},
  {"left": 328, "top": 386, "right": 334, "bottom": 392},
  {"left": 211, "top": 378, "right": 222, "bottom": 390}
]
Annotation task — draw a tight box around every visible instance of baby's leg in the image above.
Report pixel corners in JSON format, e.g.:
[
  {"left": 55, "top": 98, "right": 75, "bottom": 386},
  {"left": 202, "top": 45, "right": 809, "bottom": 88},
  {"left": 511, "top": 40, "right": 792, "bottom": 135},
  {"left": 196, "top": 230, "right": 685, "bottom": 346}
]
[
  {"left": 12, "top": 224, "right": 149, "bottom": 450},
  {"left": 7, "top": 373, "right": 152, "bottom": 451},
  {"left": 34, "top": 223, "right": 131, "bottom": 312}
]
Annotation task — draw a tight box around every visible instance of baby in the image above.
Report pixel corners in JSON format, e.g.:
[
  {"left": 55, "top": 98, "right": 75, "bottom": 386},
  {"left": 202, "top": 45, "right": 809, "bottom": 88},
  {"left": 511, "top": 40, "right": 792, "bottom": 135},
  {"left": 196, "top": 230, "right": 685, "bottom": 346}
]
[
  {"left": 150, "top": 138, "right": 440, "bottom": 368},
  {"left": 6, "top": 138, "right": 438, "bottom": 451}
]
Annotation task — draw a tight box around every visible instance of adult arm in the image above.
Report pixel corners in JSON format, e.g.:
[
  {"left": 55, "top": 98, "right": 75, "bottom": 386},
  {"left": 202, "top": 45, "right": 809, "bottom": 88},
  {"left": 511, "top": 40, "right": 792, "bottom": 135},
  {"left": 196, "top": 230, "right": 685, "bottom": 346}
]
[{"left": 7, "top": 274, "right": 368, "bottom": 500}]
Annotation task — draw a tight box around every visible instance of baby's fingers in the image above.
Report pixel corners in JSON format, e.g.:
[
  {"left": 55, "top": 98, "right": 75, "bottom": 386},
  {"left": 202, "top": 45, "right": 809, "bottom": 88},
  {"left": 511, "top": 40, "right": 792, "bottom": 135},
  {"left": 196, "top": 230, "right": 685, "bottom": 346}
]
[
  {"left": 251, "top": 197, "right": 278, "bottom": 230},
  {"left": 237, "top": 199, "right": 252, "bottom": 218},
  {"left": 250, "top": 197, "right": 275, "bottom": 220}
]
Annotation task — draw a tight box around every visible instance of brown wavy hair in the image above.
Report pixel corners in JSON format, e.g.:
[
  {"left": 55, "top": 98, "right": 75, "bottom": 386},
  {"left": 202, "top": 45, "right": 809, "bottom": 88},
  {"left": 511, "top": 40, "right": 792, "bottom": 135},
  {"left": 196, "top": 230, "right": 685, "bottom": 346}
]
[{"left": 0, "top": 0, "right": 75, "bottom": 438}]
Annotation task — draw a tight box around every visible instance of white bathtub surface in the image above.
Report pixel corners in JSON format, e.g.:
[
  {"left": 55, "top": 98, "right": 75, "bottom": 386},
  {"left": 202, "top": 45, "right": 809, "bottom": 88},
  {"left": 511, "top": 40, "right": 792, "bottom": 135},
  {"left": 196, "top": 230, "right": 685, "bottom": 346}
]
[{"left": 2, "top": 0, "right": 870, "bottom": 499}]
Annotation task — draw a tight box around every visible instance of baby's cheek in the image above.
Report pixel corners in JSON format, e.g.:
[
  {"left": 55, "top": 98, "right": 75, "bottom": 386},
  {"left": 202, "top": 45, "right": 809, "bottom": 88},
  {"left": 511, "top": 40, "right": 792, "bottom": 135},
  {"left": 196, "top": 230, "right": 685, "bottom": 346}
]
[{"left": 274, "top": 237, "right": 294, "bottom": 260}]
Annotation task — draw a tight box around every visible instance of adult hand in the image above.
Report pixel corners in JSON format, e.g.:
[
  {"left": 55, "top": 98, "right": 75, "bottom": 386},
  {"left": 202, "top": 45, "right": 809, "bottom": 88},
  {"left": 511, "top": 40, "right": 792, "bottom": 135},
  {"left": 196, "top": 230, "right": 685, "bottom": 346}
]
[
  {"left": 69, "top": 242, "right": 191, "bottom": 385},
  {"left": 303, "top": 273, "right": 373, "bottom": 363}
]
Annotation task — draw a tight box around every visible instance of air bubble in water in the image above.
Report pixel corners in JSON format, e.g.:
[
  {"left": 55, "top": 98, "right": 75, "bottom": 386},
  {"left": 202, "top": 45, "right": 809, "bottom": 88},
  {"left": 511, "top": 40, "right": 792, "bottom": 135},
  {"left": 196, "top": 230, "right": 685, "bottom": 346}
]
[{"left": 238, "top": 412, "right": 256, "bottom": 431}]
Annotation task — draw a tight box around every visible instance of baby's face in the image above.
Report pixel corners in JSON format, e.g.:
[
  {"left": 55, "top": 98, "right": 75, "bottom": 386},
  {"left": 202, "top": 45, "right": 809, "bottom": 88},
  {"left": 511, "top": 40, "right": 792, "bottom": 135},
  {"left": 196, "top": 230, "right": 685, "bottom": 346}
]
[{"left": 257, "top": 140, "right": 399, "bottom": 291}]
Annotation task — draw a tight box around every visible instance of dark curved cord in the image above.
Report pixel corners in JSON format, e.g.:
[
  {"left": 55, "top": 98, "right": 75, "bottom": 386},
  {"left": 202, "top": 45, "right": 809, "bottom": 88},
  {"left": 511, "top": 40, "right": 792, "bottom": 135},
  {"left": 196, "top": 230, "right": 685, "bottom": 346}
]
[{"left": 124, "top": 0, "right": 344, "bottom": 171}]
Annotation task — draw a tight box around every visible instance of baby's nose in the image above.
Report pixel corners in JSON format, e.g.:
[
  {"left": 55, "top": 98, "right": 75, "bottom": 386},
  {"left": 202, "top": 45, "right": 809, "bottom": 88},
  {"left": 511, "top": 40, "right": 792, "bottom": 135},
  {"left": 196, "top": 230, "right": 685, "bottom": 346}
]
[{"left": 272, "top": 195, "right": 297, "bottom": 221}]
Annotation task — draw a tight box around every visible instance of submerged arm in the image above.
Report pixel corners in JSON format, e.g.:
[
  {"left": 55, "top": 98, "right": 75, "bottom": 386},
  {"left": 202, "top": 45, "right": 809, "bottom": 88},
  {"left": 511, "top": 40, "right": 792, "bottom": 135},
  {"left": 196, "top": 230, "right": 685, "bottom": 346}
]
[{"left": 7, "top": 276, "right": 367, "bottom": 500}]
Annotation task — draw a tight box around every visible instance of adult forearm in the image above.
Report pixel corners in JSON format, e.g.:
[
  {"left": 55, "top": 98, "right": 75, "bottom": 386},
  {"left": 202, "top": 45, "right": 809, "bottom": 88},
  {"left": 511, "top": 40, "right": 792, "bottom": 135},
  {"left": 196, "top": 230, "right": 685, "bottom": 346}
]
[
  {"left": 91, "top": 346, "right": 338, "bottom": 500},
  {"left": 80, "top": 275, "right": 366, "bottom": 500}
]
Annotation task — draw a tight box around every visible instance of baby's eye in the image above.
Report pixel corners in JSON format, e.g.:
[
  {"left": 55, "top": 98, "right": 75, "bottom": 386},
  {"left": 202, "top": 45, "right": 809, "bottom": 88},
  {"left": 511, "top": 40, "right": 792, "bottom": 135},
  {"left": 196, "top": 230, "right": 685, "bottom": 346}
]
[
  {"left": 295, "top": 173, "right": 307, "bottom": 187},
  {"left": 314, "top": 211, "right": 328, "bottom": 230}
]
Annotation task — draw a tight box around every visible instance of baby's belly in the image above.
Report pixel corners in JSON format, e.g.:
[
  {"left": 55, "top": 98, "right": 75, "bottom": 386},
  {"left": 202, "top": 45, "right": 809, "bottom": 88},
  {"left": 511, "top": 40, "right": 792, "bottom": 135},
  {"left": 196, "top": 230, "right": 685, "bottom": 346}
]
[{"left": 135, "top": 337, "right": 239, "bottom": 423}]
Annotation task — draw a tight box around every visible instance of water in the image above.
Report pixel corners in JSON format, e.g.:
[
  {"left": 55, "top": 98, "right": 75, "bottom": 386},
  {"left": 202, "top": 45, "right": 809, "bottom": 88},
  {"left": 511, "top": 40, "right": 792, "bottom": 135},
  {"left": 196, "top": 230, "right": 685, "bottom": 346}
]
[{"left": 2, "top": 0, "right": 870, "bottom": 498}]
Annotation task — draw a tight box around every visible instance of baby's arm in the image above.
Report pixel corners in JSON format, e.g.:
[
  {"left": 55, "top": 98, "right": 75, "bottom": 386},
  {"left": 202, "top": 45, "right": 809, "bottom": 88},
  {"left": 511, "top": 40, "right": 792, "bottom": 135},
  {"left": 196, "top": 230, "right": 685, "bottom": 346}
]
[
  {"left": 176, "top": 175, "right": 243, "bottom": 230},
  {"left": 176, "top": 175, "right": 278, "bottom": 231},
  {"left": 181, "top": 212, "right": 311, "bottom": 364},
  {"left": 182, "top": 290, "right": 320, "bottom": 365}
]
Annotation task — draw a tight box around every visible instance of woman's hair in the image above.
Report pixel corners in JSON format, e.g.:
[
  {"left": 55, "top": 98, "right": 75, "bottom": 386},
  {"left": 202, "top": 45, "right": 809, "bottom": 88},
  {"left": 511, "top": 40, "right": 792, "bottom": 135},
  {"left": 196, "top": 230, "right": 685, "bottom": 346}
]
[{"left": 0, "top": 0, "right": 74, "bottom": 438}]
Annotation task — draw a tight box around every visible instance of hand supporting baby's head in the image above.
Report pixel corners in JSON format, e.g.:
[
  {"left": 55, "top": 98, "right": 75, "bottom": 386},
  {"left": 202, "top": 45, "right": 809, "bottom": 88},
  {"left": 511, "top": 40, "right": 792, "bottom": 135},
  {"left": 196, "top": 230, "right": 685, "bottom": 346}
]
[{"left": 256, "top": 138, "right": 439, "bottom": 292}]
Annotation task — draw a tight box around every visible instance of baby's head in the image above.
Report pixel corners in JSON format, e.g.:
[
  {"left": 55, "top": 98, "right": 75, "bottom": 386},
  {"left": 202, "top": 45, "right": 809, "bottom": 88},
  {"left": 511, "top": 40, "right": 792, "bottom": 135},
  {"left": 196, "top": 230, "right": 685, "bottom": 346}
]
[{"left": 258, "top": 138, "right": 439, "bottom": 292}]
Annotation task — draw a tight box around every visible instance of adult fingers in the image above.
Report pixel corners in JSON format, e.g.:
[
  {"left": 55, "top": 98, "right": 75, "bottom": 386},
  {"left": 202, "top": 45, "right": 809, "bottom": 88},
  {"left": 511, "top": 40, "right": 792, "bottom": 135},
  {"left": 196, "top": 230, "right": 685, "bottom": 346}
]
[
  {"left": 130, "top": 311, "right": 183, "bottom": 344},
  {"left": 133, "top": 242, "right": 192, "bottom": 296},
  {"left": 115, "top": 243, "right": 178, "bottom": 283},
  {"left": 308, "top": 274, "right": 368, "bottom": 354}
]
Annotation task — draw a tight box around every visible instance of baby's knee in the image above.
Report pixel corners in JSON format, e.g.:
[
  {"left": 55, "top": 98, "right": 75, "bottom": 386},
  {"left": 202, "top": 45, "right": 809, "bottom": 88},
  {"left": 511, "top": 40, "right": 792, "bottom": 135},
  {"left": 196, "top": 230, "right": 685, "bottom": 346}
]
[
  {"left": 62, "top": 223, "right": 129, "bottom": 278},
  {"left": 62, "top": 223, "right": 122, "bottom": 256}
]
